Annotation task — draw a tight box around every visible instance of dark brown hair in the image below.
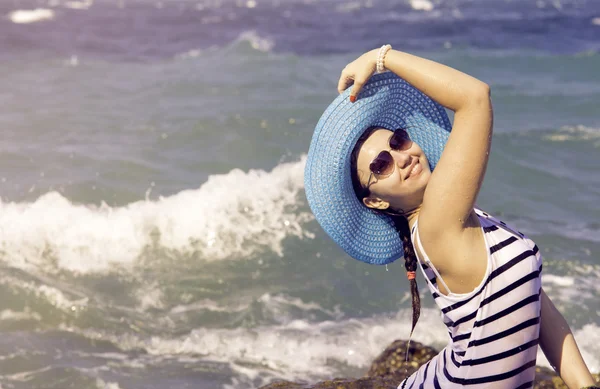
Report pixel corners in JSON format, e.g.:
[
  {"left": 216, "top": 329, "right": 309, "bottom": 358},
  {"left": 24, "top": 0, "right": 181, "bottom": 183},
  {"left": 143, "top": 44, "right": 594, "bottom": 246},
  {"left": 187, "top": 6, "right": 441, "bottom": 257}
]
[{"left": 350, "top": 127, "right": 421, "bottom": 337}]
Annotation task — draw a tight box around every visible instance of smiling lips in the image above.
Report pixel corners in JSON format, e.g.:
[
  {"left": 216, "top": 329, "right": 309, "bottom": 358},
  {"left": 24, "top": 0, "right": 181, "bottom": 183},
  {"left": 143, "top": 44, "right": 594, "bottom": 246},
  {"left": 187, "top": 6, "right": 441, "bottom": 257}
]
[{"left": 404, "top": 158, "right": 422, "bottom": 180}]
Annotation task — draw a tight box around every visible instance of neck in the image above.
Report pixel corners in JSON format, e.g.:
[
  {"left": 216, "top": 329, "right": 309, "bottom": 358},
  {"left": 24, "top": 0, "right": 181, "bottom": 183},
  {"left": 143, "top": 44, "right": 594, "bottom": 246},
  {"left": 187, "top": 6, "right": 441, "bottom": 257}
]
[{"left": 404, "top": 205, "right": 422, "bottom": 229}]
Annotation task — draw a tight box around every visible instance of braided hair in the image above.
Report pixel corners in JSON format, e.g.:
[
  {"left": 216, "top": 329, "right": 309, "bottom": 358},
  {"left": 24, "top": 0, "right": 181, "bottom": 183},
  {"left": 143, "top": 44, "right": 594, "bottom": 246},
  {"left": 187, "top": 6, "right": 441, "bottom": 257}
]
[{"left": 350, "top": 128, "right": 421, "bottom": 337}]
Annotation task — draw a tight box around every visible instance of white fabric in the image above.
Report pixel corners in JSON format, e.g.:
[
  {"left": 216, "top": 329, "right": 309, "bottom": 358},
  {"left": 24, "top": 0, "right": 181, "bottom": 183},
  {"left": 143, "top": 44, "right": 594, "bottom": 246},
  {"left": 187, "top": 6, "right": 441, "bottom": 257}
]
[{"left": 398, "top": 209, "right": 543, "bottom": 389}]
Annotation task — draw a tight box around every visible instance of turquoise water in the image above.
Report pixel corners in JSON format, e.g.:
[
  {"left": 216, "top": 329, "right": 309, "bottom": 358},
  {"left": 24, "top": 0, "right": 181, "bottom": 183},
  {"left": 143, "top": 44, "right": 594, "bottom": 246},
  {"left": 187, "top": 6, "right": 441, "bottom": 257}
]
[{"left": 0, "top": 1, "right": 599, "bottom": 388}]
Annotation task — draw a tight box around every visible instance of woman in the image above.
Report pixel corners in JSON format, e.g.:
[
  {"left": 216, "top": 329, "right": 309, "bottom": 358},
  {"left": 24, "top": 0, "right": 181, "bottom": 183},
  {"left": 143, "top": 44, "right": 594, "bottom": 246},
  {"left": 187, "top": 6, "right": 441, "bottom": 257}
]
[{"left": 304, "top": 46, "right": 597, "bottom": 388}]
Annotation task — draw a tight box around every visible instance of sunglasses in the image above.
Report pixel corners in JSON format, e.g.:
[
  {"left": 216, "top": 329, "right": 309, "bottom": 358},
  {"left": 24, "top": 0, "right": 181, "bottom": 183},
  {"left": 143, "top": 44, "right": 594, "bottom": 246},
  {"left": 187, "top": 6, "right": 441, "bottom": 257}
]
[{"left": 364, "top": 128, "right": 413, "bottom": 192}]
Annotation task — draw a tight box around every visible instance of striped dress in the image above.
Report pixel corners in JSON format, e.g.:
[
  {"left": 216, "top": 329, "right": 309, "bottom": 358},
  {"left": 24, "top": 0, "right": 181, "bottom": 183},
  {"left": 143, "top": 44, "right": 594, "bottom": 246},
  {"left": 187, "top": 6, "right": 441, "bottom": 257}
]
[{"left": 399, "top": 209, "right": 543, "bottom": 389}]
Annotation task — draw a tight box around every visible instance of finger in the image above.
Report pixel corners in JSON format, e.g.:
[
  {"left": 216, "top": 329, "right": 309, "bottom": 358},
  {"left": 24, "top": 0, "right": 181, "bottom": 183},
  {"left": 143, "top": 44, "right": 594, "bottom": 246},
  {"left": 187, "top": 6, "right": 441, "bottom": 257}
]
[
  {"left": 337, "top": 72, "right": 353, "bottom": 94},
  {"left": 349, "top": 77, "right": 366, "bottom": 102}
]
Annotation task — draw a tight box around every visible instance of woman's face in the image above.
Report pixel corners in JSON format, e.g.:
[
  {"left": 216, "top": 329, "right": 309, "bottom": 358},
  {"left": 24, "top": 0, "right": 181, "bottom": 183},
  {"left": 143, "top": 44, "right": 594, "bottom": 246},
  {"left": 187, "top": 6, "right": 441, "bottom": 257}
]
[{"left": 355, "top": 128, "right": 432, "bottom": 213}]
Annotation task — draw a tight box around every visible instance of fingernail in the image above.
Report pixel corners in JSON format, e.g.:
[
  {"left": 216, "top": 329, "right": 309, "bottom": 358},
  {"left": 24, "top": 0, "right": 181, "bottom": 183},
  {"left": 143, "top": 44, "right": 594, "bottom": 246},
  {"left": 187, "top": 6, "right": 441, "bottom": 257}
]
[{"left": 350, "top": 95, "right": 356, "bottom": 103}]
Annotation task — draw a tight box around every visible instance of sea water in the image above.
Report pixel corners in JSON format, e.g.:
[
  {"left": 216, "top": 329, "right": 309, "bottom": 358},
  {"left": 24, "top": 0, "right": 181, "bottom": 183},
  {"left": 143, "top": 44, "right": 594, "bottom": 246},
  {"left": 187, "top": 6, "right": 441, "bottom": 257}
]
[{"left": 0, "top": 0, "right": 599, "bottom": 388}]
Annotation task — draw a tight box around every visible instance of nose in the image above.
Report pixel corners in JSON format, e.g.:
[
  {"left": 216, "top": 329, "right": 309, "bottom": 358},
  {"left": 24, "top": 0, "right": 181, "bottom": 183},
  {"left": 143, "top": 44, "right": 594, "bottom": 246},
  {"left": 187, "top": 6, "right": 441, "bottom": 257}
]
[{"left": 391, "top": 149, "right": 411, "bottom": 169}]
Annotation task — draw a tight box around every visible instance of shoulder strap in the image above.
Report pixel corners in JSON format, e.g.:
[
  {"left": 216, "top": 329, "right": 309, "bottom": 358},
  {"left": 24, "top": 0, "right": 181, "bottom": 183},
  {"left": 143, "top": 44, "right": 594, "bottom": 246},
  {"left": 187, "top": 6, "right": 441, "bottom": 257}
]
[{"left": 411, "top": 220, "right": 454, "bottom": 295}]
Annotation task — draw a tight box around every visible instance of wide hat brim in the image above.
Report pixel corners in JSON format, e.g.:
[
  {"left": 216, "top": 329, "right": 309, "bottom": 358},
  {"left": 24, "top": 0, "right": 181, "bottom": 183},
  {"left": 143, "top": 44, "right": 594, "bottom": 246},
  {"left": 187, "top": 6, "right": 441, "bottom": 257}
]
[{"left": 304, "top": 72, "right": 452, "bottom": 265}]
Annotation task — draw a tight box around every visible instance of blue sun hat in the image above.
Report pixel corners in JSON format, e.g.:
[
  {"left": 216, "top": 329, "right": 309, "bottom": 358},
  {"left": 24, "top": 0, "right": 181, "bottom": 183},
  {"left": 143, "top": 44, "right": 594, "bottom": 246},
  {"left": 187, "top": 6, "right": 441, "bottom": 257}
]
[{"left": 304, "top": 71, "right": 452, "bottom": 265}]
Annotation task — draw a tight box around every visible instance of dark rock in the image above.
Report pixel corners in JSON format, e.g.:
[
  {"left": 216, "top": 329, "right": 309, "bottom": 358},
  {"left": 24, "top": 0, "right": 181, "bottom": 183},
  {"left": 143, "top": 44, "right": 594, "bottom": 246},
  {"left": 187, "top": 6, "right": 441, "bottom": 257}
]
[
  {"left": 535, "top": 366, "right": 561, "bottom": 389},
  {"left": 258, "top": 376, "right": 401, "bottom": 389},
  {"left": 258, "top": 340, "right": 599, "bottom": 389},
  {"left": 366, "top": 339, "right": 437, "bottom": 380}
]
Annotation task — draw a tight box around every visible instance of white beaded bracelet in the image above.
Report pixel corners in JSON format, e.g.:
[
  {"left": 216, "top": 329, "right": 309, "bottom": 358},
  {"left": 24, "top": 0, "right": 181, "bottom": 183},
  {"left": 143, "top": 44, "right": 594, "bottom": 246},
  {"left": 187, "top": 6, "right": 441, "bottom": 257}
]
[{"left": 376, "top": 44, "right": 392, "bottom": 73}]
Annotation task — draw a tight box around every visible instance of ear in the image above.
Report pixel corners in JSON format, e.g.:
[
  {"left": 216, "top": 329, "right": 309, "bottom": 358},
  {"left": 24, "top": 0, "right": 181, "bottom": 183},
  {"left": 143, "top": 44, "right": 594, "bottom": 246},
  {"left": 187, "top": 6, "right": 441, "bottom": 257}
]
[{"left": 362, "top": 196, "right": 390, "bottom": 210}]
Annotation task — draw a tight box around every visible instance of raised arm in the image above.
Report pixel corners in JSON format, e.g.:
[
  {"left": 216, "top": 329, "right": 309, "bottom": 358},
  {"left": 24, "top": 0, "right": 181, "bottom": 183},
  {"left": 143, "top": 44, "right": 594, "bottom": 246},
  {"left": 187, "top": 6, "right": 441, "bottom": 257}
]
[
  {"left": 539, "top": 288, "right": 596, "bottom": 389},
  {"left": 339, "top": 49, "right": 492, "bottom": 232}
]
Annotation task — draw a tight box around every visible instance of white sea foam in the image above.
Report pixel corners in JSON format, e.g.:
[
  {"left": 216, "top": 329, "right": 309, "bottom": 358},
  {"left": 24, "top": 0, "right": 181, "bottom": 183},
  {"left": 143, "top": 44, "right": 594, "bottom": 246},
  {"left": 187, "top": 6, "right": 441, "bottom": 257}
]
[
  {"left": 63, "top": 299, "right": 600, "bottom": 387},
  {"left": 8, "top": 9, "right": 55, "bottom": 24},
  {"left": 542, "top": 274, "right": 575, "bottom": 287},
  {"left": 542, "top": 266, "right": 600, "bottom": 307},
  {"left": 0, "top": 309, "right": 41, "bottom": 322},
  {"left": 409, "top": 0, "right": 434, "bottom": 11},
  {"left": 95, "top": 378, "right": 122, "bottom": 389},
  {"left": 75, "top": 307, "right": 449, "bottom": 384},
  {"left": 256, "top": 293, "right": 344, "bottom": 321},
  {"left": 175, "top": 49, "right": 203, "bottom": 60},
  {"left": 170, "top": 298, "right": 247, "bottom": 314},
  {"left": 571, "top": 324, "right": 600, "bottom": 371},
  {"left": 66, "top": 55, "right": 79, "bottom": 67},
  {"left": 64, "top": 0, "right": 94, "bottom": 10},
  {"left": 0, "top": 274, "right": 88, "bottom": 312},
  {"left": 0, "top": 157, "right": 311, "bottom": 274},
  {"left": 169, "top": 293, "right": 343, "bottom": 323},
  {"left": 336, "top": 1, "right": 362, "bottom": 13},
  {"left": 235, "top": 30, "right": 275, "bottom": 52},
  {"left": 543, "top": 125, "right": 600, "bottom": 145},
  {"left": 135, "top": 282, "right": 165, "bottom": 311},
  {"left": 77, "top": 305, "right": 600, "bottom": 387}
]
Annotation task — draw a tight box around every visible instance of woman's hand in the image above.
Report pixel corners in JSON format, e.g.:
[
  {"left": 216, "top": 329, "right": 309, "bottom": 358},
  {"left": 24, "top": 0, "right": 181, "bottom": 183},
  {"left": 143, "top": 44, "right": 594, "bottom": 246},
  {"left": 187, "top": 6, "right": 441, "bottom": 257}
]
[{"left": 337, "top": 49, "right": 378, "bottom": 102}]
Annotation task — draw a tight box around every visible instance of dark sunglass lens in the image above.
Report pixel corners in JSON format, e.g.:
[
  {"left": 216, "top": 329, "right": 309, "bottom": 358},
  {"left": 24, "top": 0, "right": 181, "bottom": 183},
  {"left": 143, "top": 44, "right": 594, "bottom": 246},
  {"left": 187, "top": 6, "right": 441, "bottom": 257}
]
[
  {"left": 370, "top": 151, "right": 394, "bottom": 175},
  {"left": 389, "top": 128, "right": 412, "bottom": 150}
]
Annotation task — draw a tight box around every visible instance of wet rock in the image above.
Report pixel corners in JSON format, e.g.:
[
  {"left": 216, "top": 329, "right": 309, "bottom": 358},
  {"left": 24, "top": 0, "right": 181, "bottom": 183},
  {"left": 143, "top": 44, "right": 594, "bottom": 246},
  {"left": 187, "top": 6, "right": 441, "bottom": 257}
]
[
  {"left": 535, "top": 366, "right": 562, "bottom": 389},
  {"left": 534, "top": 366, "right": 600, "bottom": 389},
  {"left": 366, "top": 339, "right": 438, "bottom": 380},
  {"left": 259, "top": 376, "right": 403, "bottom": 389}
]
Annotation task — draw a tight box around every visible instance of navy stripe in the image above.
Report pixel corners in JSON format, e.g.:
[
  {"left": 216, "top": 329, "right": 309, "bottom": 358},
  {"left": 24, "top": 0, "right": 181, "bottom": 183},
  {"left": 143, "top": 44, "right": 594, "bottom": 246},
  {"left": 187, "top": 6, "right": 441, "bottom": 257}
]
[
  {"left": 420, "top": 264, "right": 437, "bottom": 285},
  {"left": 447, "top": 267, "right": 541, "bottom": 328},
  {"left": 515, "top": 380, "right": 534, "bottom": 389},
  {"left": 455, "top": 350, "right": 465, "bottom": 356},
  {"left": 489, "top": 236, "right": 518, "bottom": 254},
  {"left": 442, "top": 249, "right": 536, "bottom": 314},
  {"left": 450, "top": 310, "right": 477, "bottom": 328},
  {"left": 433, "top": 354, "right": 442, "bottom": 389},
  {"left": 407, "top": 365, "right": 421, "bottom": 389},
  {"left": 461, "top": 339, "right": 539, "bottom": 366},
  {"left": 483, "top": 225, "right": 498, "bottom": 233},
  {"left": 452, "top": 332, "right": 471, "bottom": 342},
  {"left": 473, "top": 360, "right": 537, "bottom": 385},
  {"left": 418, "top": 360, "right": 431, "bottom": 389},
  {"left": 468, "top": 317, "right": 540, "bottom": 348},
  {"left": 478, "top": 268, "right": 541, "bottom": 309},
  {"left": 474, "top": 291, "right": 541, "bottom": 328},
  {"left": 444, "top": 351, "right": 537, "bottom": 385},
  {"left": 407, "top": 373, "right": 415, "bottom": 389},
  {"left": 450, "top": 350, "right": 461, "bottom": 368}
]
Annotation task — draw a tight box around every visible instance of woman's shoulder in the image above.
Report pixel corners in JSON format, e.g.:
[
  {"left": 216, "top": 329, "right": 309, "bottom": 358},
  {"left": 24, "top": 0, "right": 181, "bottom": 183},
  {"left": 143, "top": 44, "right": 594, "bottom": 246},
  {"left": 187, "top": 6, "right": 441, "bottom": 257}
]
[{"left": 414, "top": 207, "right": 489, "bottom": 290}]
